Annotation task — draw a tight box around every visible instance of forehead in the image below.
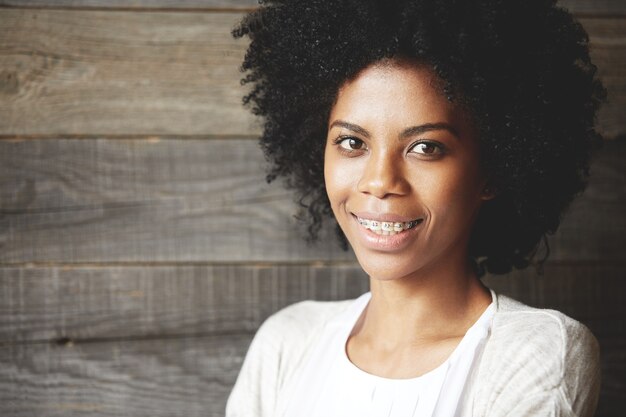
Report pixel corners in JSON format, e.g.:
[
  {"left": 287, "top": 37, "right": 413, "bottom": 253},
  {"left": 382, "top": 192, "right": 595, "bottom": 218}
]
[{"left": 329, "top": 60, "right": 462, "bottom": 129}]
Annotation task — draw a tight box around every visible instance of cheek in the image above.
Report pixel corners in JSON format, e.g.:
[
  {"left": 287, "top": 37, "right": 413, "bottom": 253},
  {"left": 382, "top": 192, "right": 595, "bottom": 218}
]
[
  {"left": 324, "top": 148, "right": 356, "bottom": 208},
  {"left": 412, "top": 162, "right": 485, "bottom": 216}
]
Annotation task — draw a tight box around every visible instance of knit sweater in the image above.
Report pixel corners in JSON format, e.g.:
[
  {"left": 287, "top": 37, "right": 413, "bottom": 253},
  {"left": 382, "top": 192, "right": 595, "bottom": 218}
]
[{"left": 226, "top": 291, "right": 600, "bottom": 417}]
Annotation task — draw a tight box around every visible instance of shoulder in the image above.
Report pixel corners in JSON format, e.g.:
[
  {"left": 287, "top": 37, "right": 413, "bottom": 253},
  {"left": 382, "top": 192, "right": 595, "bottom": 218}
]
[
  {"left": 254, "top": 297, "right": 357, "bottom": 361},
  {"left": 245, "top": 296, "right": 357, "bottom": 373},
  {"left": 261, "top": 297, "right": 356, "bottom": 336},
  {"left": 491, "top": 293, "right": 599, "bottom": 365},
  {"left": 473, "top": 292, "right": 600, "bottom": 417},
  {"left": 226, "top": 296, "right": 359, "bottom": 417}
]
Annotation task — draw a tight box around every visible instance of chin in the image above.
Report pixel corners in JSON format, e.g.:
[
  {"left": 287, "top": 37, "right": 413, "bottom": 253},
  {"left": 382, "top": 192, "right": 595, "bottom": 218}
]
[{"left": 354, "top": 251, "right": 422, "bottom": 282}]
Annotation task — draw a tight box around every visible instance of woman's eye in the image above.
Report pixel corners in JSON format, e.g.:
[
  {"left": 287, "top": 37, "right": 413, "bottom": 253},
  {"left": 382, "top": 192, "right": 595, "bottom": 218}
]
[
  {"left": 410, "top": 141, "right": 443, "bottom": 155},
  {"left": 338, "top": 137, "right": 366, "bottom": 151}
]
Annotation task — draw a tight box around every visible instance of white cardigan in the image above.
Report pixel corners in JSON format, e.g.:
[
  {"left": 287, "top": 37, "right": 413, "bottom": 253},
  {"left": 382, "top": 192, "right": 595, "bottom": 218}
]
[{"left": 226, "top": 291, "right": 600, "bottom": 417}]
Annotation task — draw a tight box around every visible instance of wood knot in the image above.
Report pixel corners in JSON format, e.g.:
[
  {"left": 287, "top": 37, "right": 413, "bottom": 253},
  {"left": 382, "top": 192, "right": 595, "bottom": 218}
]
[
  {"left": 54, "top": 337, "right": 74, "bottom": 347},
  {"left": 0, "top": 71, "right": 19, "bottom": 94}
]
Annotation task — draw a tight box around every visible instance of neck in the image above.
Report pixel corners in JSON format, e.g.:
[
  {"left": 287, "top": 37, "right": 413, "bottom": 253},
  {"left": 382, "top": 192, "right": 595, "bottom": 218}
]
[{"left": 360, "top": 255, "right": 492, "bottom": 346}]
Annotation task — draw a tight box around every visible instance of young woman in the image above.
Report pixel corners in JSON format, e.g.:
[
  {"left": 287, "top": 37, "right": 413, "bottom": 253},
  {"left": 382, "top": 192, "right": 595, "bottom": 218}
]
[{"left": 227, "top": 1, "right": 606, "bottom": 416}]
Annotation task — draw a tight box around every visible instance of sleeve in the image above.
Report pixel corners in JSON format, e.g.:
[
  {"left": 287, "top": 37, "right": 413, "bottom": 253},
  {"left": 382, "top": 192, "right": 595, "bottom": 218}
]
[
  {"left": 225, "top": 313, "right": 286, "bottom": 417},
  {"left": 560, "top": 319, "right": 601, "bottom": 417},
  {"left": 501, "top": 389, "right": 586, "bottom": 417},
  {"left": 499, "top": 318, "right": 601, "bottom": 417}
]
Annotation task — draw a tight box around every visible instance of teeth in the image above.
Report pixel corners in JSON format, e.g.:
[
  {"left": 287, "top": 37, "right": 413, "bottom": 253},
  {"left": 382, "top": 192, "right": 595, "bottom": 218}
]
[{"left": 357, "top": 217, "right": 421, "bottom": 235}]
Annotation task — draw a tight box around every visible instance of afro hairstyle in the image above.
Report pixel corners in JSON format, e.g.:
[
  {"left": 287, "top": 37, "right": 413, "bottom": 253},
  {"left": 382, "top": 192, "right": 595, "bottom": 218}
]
[{"left": 232, "top": 0, "right": 606, "bottom": 276}]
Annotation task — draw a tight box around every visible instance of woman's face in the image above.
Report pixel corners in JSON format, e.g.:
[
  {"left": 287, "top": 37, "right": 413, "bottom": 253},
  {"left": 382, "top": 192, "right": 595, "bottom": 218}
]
[{"left": 324, "top": 60, "right": 491, "bottom": 281}]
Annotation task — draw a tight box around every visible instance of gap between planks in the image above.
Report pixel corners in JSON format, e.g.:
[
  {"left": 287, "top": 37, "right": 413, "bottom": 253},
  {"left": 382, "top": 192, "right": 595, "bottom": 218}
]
[
  {"left": 0, "top": 260, "right": 363, "bottom": 268},
  {"left": 0, "top": 133, "right": 623, "bottom": 143},
  {"left": 0, "top": 5, "right": 257, "bottom": 13},
  {"left": 0, "top": 5, "right": 621, "bottom": 18},
  {"left": 0, "top": 329, "right": 254, "bottom": 348},
  {"left": 0, "top": 134, "right": 260, "bottom": 141},
  {"left": 1, "top": 259, "right": 624, "bottom": 268}
]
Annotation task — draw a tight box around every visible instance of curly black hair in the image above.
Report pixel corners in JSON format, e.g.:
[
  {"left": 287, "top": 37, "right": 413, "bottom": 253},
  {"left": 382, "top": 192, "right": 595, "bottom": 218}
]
[{"left": 232, "top": 0, "right": 606, "bottom": 276}]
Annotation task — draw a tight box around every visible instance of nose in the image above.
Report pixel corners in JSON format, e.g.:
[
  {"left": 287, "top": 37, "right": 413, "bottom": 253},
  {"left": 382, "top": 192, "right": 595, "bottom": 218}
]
[{"left": 357, "top": 150, "right": 410, "bottom": 198}]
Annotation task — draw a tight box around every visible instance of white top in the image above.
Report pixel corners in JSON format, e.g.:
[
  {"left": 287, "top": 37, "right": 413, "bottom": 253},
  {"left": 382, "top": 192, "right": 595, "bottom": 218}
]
[
  {"left": 281, "top": 292, "right": 495, "bottom": 417},
  {"left": 226, "top": 290, "right": 601, "bottom": 417}
]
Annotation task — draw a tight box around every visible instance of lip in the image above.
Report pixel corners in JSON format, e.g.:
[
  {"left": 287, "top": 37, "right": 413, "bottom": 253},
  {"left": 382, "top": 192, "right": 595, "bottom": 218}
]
[{"left": 350, "top": 212, "right": 423, "bottom": 252}]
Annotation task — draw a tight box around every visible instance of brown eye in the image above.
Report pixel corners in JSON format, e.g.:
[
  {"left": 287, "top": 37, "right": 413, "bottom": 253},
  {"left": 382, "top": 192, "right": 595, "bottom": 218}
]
[
  {"left": 410, "top": 141, "right": 443, "bottom": 156},
  {"left": 338, "top": 137, "right": 366, "bottom": 151}
]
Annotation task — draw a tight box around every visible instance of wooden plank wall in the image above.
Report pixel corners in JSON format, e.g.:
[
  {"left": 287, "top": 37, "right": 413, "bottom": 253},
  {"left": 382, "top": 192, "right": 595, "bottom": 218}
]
[{"left": 0, "top": 1, "right": 623, "bottom": 416}]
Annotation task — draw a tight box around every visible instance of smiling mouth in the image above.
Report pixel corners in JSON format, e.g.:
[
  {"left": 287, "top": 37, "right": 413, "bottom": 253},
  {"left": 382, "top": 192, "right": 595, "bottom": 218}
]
[{"left": 356, "top": 216, "right": 423, "bottom": 236}]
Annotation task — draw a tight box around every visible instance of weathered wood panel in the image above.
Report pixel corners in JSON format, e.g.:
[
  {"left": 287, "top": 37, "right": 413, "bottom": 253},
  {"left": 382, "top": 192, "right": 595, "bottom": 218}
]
[
  {"left": 560, "top": 0, "right": 626, "bottom": 15},
  {"left": 0, "top": 138, "right": 354, "bottom": 262},
  {"left": 0, "top": 334, "right": 251, "bottom": 417},
  {"left": 0, "top": 10, "right": 624, "bottom": 138},
  {"left": 1, "top": 0, "right": 624, "bottom": 15},
  {"left": 0, "top": 10, "right": 258, "bottom": 136},
  {"left": 1, "top": 262, "right": 623, "bottom": 343},
  {"left": 582, "top": 18, "right": 626, "bottom": 139},
  {"left": 0, "top": 138, "right": 623, "bottom": 263},
  {"left": 596, "top": 337, "right": 626, "bottom": 417},
  {"left": 483, "top": 263, "right": 626, "bottom": 326},
  {"left": 0, "top": 264, "right": 370, "bottom": 343}
]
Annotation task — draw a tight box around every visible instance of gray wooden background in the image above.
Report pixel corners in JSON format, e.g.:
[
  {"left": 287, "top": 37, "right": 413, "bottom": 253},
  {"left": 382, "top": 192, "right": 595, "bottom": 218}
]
[{"left": 0, "top": 1, "right": 623, "bottom": 416}]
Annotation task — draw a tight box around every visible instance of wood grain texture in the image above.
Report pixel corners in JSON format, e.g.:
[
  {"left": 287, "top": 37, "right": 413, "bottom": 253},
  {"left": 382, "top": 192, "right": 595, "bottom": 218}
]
[
  {"left": 0, "top": 10, "right": 624, "bottom": 138},
  {"left": 560, "top": 0, "right": 626, "bottom": 15},
  {"left": 0, "top": 9, "right": 258, "bottom": 136},
  {"left": 583, "top": 18, "right": 626, "bottom": 139},
  {"left": 596, "top": 337, "right": 626, "bottom": 417},
  {"left": 483, "top": 264, "right": 626, "bottom": 327},
  {"left": 0, "top": 333, "right": 252, "bottom": 417},
  {"left": 0, "top": 137, "right": 623, "bottom": 263},
  {"left": 0, "top": 264, "right": 370, "bottom": 343},
  {"left": 0, "top": 138, "right": 354, "bottom": 262}
]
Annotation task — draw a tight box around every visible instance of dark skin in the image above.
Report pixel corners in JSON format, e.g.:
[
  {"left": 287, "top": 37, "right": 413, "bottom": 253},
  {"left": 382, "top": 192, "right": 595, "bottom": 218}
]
[{"left": 324, "top": 58, "right": 493, "bottom": 378}]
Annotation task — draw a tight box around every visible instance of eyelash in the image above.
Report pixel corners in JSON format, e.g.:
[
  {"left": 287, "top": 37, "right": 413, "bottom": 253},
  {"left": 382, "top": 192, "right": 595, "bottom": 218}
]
[
  {"left": 333, "top": 136, "right": 446, "bottom": 157},
  {"left": 408, "top": 141, "right": 446, "bottom": 156},
  {"left": 333, "top": 136, "right": 366, "bottom": 154}
]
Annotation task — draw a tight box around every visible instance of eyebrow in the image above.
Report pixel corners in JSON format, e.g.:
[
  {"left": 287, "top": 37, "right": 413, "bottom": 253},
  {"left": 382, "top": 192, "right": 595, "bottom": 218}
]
[
  {"left": 400, "top": 123, "right": 460, "bottom": 140},
  {"left": 329, "top": 120, "right": 371, "bottom": 138},
  {"left": 328, "top": 119, "right": 459, "bottom": 140}
]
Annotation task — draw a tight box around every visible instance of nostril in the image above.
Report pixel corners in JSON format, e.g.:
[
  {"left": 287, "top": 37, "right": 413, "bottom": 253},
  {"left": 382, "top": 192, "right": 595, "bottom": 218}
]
[{"left": 357, "top": 171, "right": 409, "bottom": 198}]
